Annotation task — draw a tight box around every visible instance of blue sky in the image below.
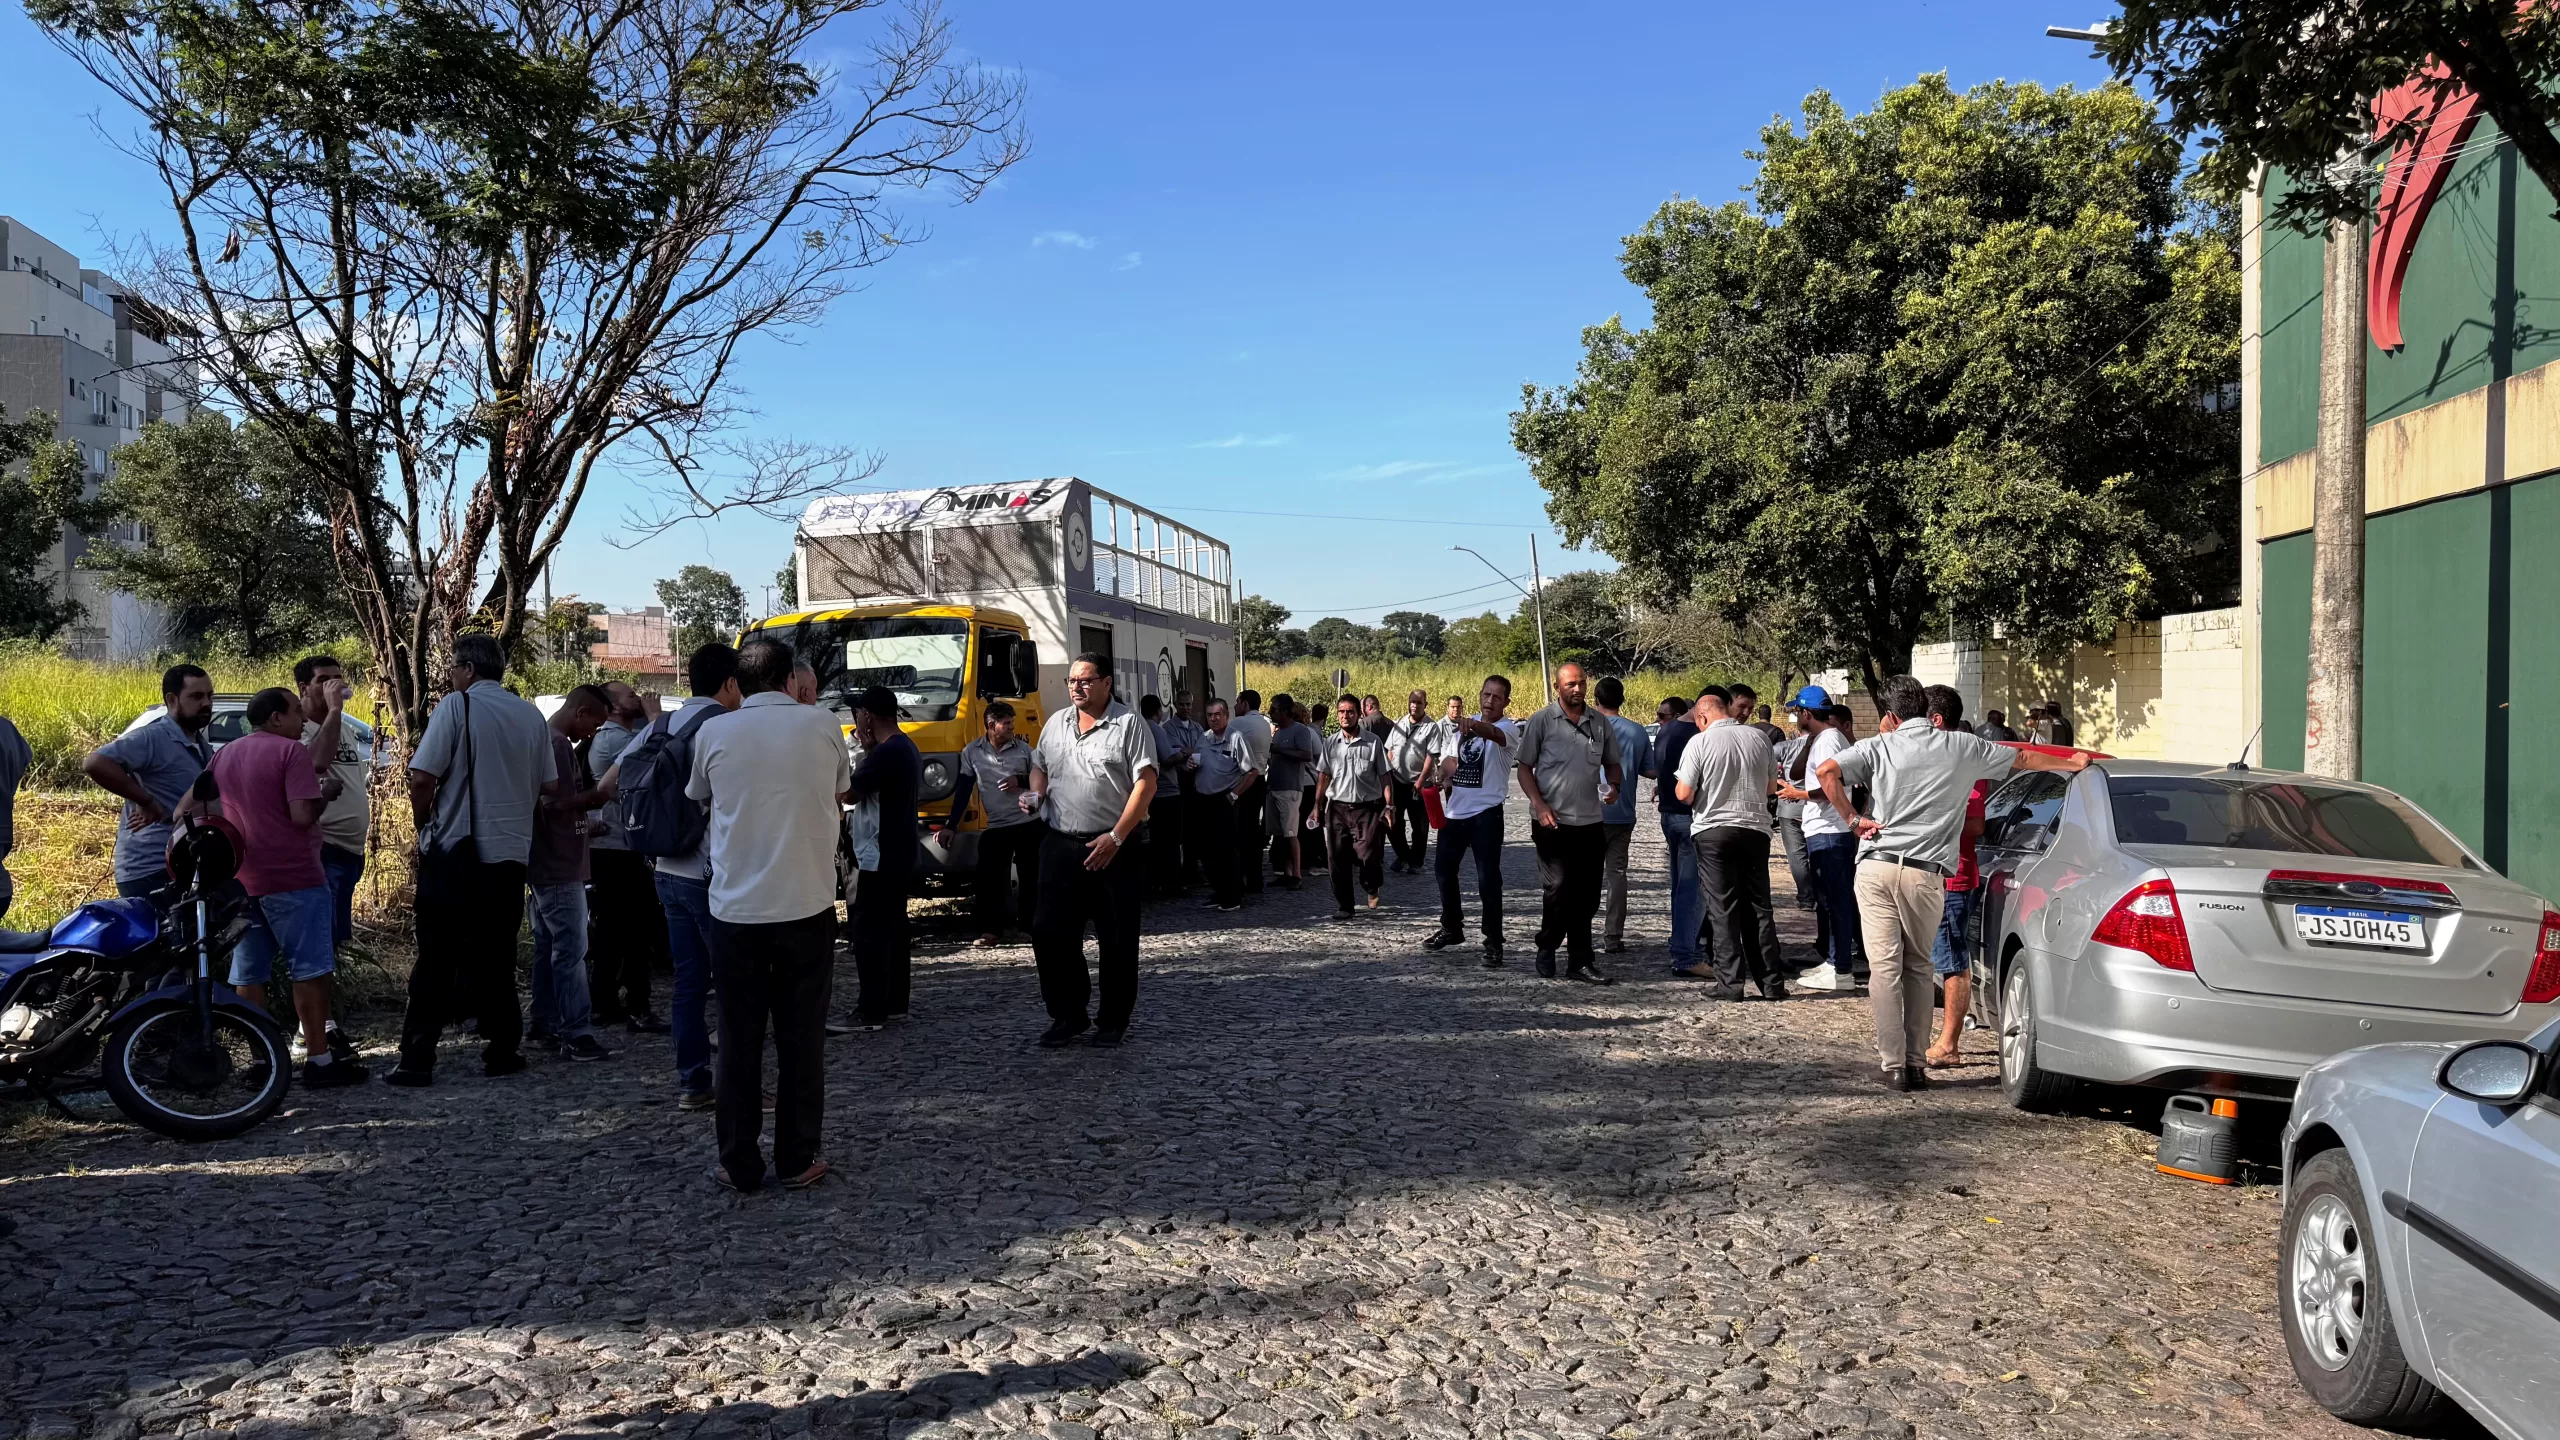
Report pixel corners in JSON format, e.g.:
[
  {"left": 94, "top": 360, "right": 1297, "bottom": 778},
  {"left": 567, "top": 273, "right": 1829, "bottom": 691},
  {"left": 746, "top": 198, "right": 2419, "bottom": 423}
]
[{"left": 0, "top": 0, "right": 2115, "bottom": 625}]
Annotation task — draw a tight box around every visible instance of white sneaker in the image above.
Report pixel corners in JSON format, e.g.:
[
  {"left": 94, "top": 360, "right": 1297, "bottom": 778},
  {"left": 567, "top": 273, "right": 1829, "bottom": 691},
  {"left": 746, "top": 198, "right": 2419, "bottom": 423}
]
[{"left": 1794, "top": 963, "right": 1846, "bottom": 991}]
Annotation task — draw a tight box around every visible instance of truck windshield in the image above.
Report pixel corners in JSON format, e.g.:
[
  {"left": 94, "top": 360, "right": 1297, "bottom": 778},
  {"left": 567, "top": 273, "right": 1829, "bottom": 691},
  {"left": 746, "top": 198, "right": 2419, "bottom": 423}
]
[
  {"left": 2108, "top": 774, "right": 2475, "bottom": 868},
  {"left": 796, "top": 617, "right": 969, "bottom": 722}
]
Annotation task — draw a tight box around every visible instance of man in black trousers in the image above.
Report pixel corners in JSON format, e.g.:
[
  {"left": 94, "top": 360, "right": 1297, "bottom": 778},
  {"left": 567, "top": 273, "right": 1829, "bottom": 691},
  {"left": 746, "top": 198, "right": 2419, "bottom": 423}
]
[
  {"left": 1674, "top": 688, "right": 1806, "bottom": 1001},
  {"left": 686, "top": 637, "right": 851, "bottom": 1191},
  {"left": 1025, "top": 654, "right": 1160, "bottom": 1048},
  {"left": 845, "top": 686, "right": 920, "bottom": 1028}
]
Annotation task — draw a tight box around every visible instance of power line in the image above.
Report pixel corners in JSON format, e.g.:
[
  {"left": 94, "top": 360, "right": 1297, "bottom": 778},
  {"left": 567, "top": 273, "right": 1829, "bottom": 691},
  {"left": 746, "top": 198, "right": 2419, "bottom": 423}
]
[
  {"left": 1147, "top": 504, "right": 1536, "bottom": 530},
  {"left": 1322, "top": 573, "right": 1530, "bottom": 616}
]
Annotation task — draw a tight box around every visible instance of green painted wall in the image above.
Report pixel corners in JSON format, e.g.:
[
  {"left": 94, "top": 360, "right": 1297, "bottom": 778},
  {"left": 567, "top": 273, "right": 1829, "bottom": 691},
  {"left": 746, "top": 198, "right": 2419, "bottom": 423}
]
[
  {"left": 2260, "top": 129, "right": 2560, "bottom": 469},
  {"left": 2259, "top": 471, "right": 2560, "bottom": 902},
  {"left": 2262, "top": 534, "right": 2311, "bottom": 772}
]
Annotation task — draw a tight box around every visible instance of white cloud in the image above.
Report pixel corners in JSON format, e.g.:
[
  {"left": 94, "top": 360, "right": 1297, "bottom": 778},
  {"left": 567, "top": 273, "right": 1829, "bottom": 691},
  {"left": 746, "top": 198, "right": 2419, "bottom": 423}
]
[
  {"left": 1032, "top": 229, "right": 1097, "bottom": 249},
  {"left": 1327, "top": 459, "right": 1520, "bottom": 485},
  {"left": 1118, "top": 251, "right": 1143, "bottom": 270},
  {"left": 1191, "top": 433, "right": 1293, "bottom": 450}
]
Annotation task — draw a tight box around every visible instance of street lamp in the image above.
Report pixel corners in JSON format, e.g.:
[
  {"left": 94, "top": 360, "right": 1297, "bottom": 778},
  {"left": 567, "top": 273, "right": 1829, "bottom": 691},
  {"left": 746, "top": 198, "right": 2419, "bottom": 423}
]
[{"left": 1452, "top": 540, "right": 1550, "bottom": 708}]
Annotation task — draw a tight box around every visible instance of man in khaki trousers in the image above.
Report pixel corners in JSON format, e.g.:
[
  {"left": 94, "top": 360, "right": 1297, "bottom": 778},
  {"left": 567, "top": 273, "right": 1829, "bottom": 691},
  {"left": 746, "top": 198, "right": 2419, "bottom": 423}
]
[{"left": 1817, "top": 676, "right": 2088, "bottom": 1091}]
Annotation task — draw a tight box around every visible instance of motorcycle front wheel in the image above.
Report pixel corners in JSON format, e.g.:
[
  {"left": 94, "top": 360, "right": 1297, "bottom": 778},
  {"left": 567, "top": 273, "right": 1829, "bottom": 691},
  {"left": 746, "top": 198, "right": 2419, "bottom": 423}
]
[{"left": 101, "top": 998, "right": 291, "bottom": 1141}]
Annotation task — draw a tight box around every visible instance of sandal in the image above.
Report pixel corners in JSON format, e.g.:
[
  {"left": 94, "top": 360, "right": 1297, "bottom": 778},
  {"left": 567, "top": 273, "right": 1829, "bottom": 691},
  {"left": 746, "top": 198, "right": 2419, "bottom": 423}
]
[
  {"left": 1924, "top": 1048, "right": 1961, "bottom": 1068},
  {"left": 782, "top": 1160, "right": 830, "bottom": 1190}
]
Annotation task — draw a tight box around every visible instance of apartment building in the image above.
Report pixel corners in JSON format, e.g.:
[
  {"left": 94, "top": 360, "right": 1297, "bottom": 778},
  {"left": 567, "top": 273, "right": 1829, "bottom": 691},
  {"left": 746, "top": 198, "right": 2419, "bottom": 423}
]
[{"left": 0, "top": 214, "right": 193, "bottom": 659}]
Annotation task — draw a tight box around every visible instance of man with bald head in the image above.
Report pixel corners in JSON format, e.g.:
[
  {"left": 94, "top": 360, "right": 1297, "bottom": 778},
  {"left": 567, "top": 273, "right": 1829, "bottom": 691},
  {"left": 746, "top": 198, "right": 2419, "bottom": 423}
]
[{"left": 1512, "top": 662, "right": 1624, "bottom": 983}]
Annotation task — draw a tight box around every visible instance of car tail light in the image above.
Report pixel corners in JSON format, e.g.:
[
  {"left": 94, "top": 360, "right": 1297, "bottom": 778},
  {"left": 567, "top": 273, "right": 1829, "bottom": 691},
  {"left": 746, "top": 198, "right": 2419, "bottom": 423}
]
[
  {"left": 2093, "top": 878, "right": 2194, "bottom": 971},
  {"left": 2526, "top": 912, "right": 2560, "bottom": 1005}
]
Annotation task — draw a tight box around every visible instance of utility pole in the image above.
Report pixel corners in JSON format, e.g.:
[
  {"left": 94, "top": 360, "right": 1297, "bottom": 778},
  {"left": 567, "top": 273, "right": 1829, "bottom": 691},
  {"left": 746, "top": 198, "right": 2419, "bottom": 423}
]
[
  {"left": 1527, "top": 534, "right": 1551, "bottom": 709},
  {"left": 2304, "top": 198, "right": 2369, "bottom": 780}
]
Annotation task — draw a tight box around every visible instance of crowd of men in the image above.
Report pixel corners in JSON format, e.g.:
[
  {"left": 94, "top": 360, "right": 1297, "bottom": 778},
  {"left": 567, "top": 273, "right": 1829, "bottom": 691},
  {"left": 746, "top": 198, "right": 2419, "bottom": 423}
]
[{"left": 15, "top": 635, "right": 2093, "bottom": 1187}]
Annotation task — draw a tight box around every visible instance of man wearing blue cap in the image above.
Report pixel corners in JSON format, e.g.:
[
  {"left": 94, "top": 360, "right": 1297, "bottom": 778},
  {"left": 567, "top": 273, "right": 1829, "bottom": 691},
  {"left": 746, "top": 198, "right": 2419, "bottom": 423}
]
[{"left": 1791, "top": 689, "right": 1862, "bottom": 991}]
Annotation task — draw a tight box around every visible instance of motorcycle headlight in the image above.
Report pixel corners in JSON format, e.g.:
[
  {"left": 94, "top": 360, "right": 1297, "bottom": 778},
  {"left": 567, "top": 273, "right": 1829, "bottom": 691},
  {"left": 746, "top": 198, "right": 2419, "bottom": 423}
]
[{"left": 919, "top": 754, "right": 957, "bottom": 802}]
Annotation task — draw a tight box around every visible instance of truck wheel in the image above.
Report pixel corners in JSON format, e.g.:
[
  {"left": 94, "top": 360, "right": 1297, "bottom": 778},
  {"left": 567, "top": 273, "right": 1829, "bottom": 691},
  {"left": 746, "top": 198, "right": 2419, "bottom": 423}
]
[
  {"left": 2281, "top": 1148, "right": 2447, "bottom": 1427},
  {"left": 1998, "top": 961, "right": 2076, "bottom": 1112}
]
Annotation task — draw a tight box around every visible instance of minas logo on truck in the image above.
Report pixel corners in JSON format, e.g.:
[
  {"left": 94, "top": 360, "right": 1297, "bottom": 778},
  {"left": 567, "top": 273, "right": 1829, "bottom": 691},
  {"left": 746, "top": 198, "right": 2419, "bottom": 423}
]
[
  {"left": 916, "top": 481, "right": 1059, "bottom": 516},
  {"left": 808, "top": 481, "right": 1062, "bottom": 530}
]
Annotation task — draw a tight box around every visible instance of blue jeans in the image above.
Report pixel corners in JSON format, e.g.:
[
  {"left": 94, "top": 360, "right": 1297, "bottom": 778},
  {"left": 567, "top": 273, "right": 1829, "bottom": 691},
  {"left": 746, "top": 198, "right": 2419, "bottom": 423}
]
[
  {"left": 1806, "top": 833, "right": 1863, "bottom": 976},
  {"left": 655, "top": 871, "right": 716, "bottom": 1095},
  {"left": 528, "top": 881, "right": 595, "bottom": 1042},
  {"left": 228, "top": 885, "right": 338, "bottom": 986},
  {"left": 1659, "top": 810, "right": 1703, "bottom": 967},
  {"left": 321, "top": 843, "right": 364, "bottom": 953},
  {"left": 1933, "top": 886, "right": 1978, "bottom": 978}
]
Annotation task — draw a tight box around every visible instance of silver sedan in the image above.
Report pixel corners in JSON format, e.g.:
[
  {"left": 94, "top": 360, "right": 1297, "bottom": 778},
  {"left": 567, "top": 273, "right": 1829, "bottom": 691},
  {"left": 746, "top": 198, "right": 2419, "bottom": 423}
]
[
  {"left": 1964, "top": 759, "right": 2560, "bottom": 1107},
  {"left": 2279, "top": 1021, "right": 2560, "bottom": 1434}
]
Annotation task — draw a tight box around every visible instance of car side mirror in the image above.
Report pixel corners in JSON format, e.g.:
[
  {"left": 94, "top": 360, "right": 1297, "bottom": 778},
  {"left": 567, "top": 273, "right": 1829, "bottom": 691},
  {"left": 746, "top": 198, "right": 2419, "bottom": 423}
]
[
  {"left": 2438, "top": 1039, "right": 2544, "bottom": 1106},
  {"left": 1011, "top": 641, "right": 1041, "bottom": 697}
]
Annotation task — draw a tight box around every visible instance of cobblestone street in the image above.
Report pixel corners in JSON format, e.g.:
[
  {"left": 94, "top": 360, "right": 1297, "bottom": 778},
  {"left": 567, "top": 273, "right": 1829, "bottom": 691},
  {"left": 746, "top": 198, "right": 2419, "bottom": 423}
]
[{"left": 2, "top": 815, "right": 2364, "bottom": 1440}]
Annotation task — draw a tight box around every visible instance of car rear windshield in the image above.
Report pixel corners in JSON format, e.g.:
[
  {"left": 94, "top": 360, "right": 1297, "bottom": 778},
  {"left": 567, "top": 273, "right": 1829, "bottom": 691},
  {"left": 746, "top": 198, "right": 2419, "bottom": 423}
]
[{"left": 2108, "top": 774, "right": 2474, "bottom": 867}]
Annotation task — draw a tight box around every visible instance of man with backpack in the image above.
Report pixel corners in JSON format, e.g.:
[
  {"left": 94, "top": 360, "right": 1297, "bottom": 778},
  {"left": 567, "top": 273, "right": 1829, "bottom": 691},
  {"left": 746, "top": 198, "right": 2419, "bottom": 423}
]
[{"left": 602, "top": 643, "right": 741, "bottom": 1110}]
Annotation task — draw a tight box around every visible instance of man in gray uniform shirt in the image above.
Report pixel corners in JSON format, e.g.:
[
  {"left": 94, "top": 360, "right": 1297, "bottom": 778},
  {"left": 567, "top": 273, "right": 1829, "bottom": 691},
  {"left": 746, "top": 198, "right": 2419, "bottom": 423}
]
[
  {"left": 1512, "top": 662, "right": 1624, "bottom": 983},
  {"left": 1025, "top": 654, "right": 1160, "bottom": 1048},
  {"left": 1314, "top": 693, "right": 1391, "bottom": 919},
  {"left": 1819, "top": 674, "right": 2087, "bottom": 1091}
]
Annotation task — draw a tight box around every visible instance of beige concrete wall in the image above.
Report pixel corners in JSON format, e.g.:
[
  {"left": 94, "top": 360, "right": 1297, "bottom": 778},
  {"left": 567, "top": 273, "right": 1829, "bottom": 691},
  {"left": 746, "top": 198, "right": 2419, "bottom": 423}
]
[{"left": 1911, "top": 607, "right": 2245, "bottom": 764}]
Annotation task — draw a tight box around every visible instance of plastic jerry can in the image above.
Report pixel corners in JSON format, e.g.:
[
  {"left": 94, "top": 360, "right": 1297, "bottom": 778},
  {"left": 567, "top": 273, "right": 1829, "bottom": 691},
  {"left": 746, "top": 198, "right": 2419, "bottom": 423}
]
[{"left": 2157, "top": 1094, "right": 2241, "bottom": 1184}]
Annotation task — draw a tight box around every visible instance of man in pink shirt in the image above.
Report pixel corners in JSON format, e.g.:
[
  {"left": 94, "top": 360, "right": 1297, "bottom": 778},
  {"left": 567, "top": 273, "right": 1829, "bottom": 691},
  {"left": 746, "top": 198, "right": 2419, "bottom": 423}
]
[{"left": 209, "top": 685, "right": 369, "bottom": 1088}]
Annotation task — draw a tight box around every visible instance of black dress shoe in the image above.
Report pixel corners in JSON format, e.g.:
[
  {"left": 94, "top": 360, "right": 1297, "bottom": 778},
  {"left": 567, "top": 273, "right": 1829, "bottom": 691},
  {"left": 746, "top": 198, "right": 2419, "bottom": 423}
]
[
  {"left": 483, "top": 1052, "right": 528, "bottom": 1078},
  {"left": 1090, "top": 1028, "right": 1126, "bottom": 1047},
  {"left": 1480, "top": 946, "right": 1504, "bottom": 969},
  {"left": 1902, "top": 1066, "right": 1931, "bottom": 1091},
  {"left": 383, "top": 1066, "right": 433, "bottom": 1088},
  {"left": 629, "top": 1012, "right": 672, "bottom": 1034},
  {"left": 1759, "top": 981, "right": 1791, "bottom": 1001},
  {"left": 1880, "top": 1067, "right": 1916, "bottom": 1092},
  {"left": 1566, "top": 967, "right": 1615, "bottom": 987},
  {"left": 1535, "top": 950, "right": 1558, "bottom": 979},
  {"left": 1706, "top": 984, "right": 1746, "bottom": 1001},
  {"left": 1036, "top": 1024, "right": 1087, "bottom": 1049},
  {"left": 1422, "top": 928, "right": 1462, "bottom": 952}
]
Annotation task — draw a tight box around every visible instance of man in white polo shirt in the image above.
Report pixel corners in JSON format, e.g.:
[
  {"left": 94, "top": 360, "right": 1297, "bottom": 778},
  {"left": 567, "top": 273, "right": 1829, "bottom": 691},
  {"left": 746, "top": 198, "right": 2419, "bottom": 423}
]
[
  {"left": 686, "top": 636, "right": 851, "bottom": 1191},
  {"left": 1026, "top": 653, "right": 1160, "bottom": 1048}
]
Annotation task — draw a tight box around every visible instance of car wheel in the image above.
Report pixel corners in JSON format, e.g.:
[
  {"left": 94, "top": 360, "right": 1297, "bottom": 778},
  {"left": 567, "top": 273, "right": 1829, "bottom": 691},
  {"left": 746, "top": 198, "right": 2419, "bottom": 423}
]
[
  {"left": 2280, "top": 1148, "right": 2447, "bottom": 1427},
  {"left": 1998, "top": 960, "right": 2075, "bottom": 1112}
]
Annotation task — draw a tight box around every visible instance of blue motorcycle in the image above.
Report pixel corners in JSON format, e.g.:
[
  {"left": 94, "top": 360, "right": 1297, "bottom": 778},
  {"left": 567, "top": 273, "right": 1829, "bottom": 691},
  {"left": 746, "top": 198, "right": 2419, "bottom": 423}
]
[{"left": 0, "top": 778, "right": 290, "bottom": 1140}]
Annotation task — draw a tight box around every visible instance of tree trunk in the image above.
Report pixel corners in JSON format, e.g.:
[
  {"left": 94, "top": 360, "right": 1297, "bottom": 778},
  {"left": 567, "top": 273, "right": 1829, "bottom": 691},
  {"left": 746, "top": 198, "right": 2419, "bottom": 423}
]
[{"left": 2305, "top": 211, "right": 2368, "bottom": 780}]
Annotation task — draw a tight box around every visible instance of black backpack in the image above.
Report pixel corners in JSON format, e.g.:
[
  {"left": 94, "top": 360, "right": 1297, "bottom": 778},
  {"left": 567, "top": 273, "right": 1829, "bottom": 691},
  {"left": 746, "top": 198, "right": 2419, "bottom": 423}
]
[{"left": 617, "top": 704, "right": 720, "bottom": 858}]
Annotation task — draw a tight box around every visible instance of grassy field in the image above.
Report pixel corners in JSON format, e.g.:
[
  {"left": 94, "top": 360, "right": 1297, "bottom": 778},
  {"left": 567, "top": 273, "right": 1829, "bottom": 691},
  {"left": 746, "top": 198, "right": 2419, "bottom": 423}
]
[{"left": 0, "top": 643, "right": 303, "bottom": 787}]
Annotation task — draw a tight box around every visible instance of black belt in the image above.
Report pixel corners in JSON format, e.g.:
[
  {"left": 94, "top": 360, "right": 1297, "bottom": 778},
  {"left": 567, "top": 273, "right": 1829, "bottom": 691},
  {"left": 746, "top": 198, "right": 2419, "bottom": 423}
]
[{"left": 1866, "top": 851, "right": 1950, "bottom": 878}]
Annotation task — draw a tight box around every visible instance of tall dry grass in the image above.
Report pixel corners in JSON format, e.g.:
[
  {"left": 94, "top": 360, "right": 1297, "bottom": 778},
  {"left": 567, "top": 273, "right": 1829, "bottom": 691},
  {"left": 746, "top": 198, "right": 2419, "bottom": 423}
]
[
  {"left": 1237, "top": 656, "right": 1786, "bottom": 716},
  {"left": 0, "top": 643, "right": 299, "bottom": 786}
]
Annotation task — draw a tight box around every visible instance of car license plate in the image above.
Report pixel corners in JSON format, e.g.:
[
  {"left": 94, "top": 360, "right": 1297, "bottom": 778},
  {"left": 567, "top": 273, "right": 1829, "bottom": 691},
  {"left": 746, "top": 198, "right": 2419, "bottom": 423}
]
[{"left": 2293, "top": 905, "right": 2426, "bottom": 951}]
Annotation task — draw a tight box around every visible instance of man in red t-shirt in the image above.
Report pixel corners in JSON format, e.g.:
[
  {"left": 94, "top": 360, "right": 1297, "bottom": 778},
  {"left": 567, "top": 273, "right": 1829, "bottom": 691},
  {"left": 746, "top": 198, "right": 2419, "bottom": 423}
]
[
  {"left": 209, "top": 685, "right": 369, "bottom": 1088},
  {"left": 1925, "top": 687, "right": 1992, "bottom": 1068}
]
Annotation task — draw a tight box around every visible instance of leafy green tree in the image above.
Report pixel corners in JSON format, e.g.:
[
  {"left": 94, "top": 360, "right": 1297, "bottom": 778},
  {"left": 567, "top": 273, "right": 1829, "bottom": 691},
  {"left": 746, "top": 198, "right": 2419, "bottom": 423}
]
[
  {"left": 34, "top": 0, "right": 1021, "bottom": 733},
  {"left": 1379, "top": 609, "right": 1446, "bottom": 659},
  {"left": 86, "top": 414, "right": 354, "bottom": 656},
  {"left": 1442, "top": 612, "right": 1512, "bottom": 674},
  {"left": 656, "top": 565, "right": 747, "bottom": 658},
  {"left": 776, "top": 561, "right": 799, "bottom": 612},
  {"left": 1512, "top": 77, "right": 2239, "bottom": 687},
  {"left": 1274, "top": 628, "right": 1312, "bottom": 663},
  {"left": 1306, "top": 616, "right": 1386, "bottom": 660},
  {"left": 0, "top": 405, "right": 94, "bottom": 642},
  {"left": 2103, "top": 2, "right": 2560, "bottom": 220},
  {"left": 1237, "top": 593, "right": 1292, "bottom": 663}
]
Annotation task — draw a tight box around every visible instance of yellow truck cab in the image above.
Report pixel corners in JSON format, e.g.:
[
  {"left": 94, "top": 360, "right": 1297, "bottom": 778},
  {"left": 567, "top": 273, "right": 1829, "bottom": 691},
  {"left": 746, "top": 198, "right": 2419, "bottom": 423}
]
[{"left": 748, "top": 479, "right": 1235, "bottom": 874}]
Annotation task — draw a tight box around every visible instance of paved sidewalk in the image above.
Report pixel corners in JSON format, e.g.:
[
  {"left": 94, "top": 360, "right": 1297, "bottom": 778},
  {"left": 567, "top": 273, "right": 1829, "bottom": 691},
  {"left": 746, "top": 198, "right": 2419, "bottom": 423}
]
[{"left": 2, "top": 814, "right": 2354, "bottom": 1440}]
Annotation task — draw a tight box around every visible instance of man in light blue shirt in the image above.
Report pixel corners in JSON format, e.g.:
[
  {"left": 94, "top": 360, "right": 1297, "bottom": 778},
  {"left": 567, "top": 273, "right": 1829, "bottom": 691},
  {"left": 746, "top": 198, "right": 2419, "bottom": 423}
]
[
  {"left": 1593, "top": 677, "right": 1651, "bottom": 955},
  {"left": 83, "top": 664, "right": 217, "bottom": 911}
]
